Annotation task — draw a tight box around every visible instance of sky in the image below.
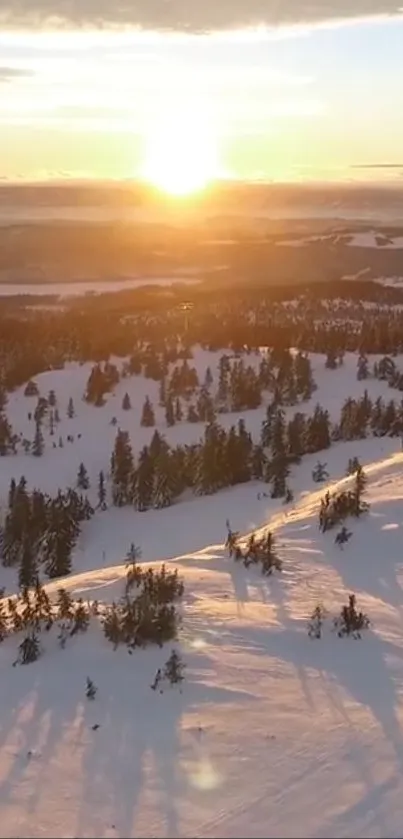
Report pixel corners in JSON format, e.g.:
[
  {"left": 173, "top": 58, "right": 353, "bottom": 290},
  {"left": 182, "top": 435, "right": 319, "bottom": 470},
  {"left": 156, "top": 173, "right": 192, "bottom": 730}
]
[{"left": 1, "top": 1, "right": 403, "bottom": 184}]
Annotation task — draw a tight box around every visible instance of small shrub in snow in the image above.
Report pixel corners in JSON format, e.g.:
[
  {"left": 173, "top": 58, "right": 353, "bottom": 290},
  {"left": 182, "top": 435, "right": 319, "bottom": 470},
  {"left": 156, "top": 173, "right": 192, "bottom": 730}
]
[
  {"left": 334, "top": 594, "right": 369, "bottom": 639},
  {"left": 312, "top": 461, "right": 329, "bottom": 483},
  {"left": 163, "top": 649, "right": 186, "bottom": 686},
  {"left": 24, "top": 380, "right": 39, "bottom": 397},
  {"left": 308, "top": 604, "right": 327, "bottom": 639},
  {"left": 70, "top": 599, "right": 90, "bottom": 636},
  {"left": 16, "top": 632, "right": 41, "bottom": 665},
  {"left": 86, "top": 678, "right": 97, "bottom": 700},
  {"left": 335, "top": 526, "right": 352, "bottom": 548}
]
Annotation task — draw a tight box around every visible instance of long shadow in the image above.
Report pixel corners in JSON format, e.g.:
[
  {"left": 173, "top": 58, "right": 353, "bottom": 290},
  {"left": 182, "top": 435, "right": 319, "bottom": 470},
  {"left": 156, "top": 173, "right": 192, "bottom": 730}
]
[
  {"left": 330, "top": 517, "right": 403, "bottom": 615},
  {"left": 75, "top": 651, "right": 255, "bottom": 838},
  {"left": 230, "top": 620, "right": 403, "bottom": 770}
]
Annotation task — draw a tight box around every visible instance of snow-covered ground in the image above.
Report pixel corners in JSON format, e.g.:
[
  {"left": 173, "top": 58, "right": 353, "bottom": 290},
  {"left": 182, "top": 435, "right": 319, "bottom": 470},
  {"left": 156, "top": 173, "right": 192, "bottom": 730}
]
[
  {"left": 2, "top": 348, "right": 403, "bottom": 837},
  {"left": 2, "top": 448, "right": 403, "bottom": 837}
]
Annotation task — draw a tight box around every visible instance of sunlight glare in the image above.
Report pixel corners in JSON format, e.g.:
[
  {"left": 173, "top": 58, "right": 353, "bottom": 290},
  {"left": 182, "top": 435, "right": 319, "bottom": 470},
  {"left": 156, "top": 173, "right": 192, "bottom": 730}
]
[{"left": 141, "top": 103, "right": 219, "bottom": 196}]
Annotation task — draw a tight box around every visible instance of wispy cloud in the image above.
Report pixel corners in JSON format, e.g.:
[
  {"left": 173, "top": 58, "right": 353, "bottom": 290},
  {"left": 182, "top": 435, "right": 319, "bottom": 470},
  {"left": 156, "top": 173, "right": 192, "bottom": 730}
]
[
  {"left": 0, "top": 1, "right": 401, "bottom": 31},
  {"left": 351, "top": 163, "right": 403, "bottom": 168}
]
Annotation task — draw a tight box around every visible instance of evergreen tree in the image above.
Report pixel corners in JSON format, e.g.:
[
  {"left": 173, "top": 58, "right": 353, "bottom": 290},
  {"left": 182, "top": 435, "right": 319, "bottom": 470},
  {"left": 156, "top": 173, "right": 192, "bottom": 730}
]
[
  {"left": 18, "top": 540, "right": 38, "bottom": 590},
  {"left": 175, "top": 397, "right": 183, "bottom": 422},
  {"left": 357, "top": 353, "right": 369, "bottom": 380},
  {"left": 77, "top": 462, "right": 90, "bottom": 490},
  {"left": 67, "top": 397, "right": 75, "bottom": 418},
  {"left": 111, "top": 429, "right": 134, "bottom": 506},
  {"left": 187, "top": 404, "right": 199, "bottom": 423},
  {"left": 204, "top": 366, "right": 214, "bottom": 389},
  {"left": 17, "top": 632, "right": 41, "bottom": 665},
  {"left": 48, "top": 389, "right": 57, "bottom": 407},
  {"left": 97, "top": 470, "right": 107, "bottom": 509},
  {"left": 122, "top": 392, "right": 131, "bottom": 410},
  {"left": 269, "top": 410, "right": 289, "bottom": 498},
  {"left": 163, "top": 649, "right": 186, "bottom": 685},
  {"left": 140, "top": 396, "right": 155, "bottom": 427},
  {"left": 154, "top": 451, "right": 178, "bottom": 508},
  {"left": 325, "top": 349, "right": 338, "bottom": 370},
  {"left": 134, "top": 446, "right": 155, "bottom": 511},
  {"left": 165, "top": 395, "right": 175, "bottom": 427},
  {"left": 159, "top": 377, "right": 166, "bottom": 406},
  {"left": 312, "top": 461, "right": 329, "bottom": 483},
  {"left": 32, "top": 421, "right": 44, "bottom": 457},
  {"left": 0, "top": 414, "right": 17, "bottom": 455}
]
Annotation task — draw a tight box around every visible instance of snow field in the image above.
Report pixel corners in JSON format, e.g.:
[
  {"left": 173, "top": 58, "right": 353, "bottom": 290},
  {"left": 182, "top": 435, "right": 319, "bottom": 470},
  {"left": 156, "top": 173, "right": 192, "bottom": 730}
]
[{"left": 1, "top": 349, "right": 403, "bottom": 836}]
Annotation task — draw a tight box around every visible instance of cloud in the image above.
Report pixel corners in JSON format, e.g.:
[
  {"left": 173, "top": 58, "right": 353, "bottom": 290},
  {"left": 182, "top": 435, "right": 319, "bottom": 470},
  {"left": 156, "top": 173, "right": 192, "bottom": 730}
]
[
  {"left": 351, "top": 163, "right": 403, "bottom": 168},
  {"left": 0, "top": 1, "right": 401, "bottom": 32},
  {"left": 0, "top": 66, "right": 33, "bottom": 81}
]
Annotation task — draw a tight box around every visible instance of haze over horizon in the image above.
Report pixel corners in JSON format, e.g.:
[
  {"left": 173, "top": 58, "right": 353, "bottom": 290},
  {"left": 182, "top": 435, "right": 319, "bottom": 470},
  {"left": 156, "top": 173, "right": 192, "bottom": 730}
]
[{"left": 1, "top": 1, "right": 403, "bottom": 186}]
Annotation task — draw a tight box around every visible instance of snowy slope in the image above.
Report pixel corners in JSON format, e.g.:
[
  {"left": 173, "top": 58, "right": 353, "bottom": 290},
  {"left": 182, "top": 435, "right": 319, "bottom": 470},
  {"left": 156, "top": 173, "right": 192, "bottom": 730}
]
[{"left": 2, "top": 451, "right": 403, "bottom": 837}]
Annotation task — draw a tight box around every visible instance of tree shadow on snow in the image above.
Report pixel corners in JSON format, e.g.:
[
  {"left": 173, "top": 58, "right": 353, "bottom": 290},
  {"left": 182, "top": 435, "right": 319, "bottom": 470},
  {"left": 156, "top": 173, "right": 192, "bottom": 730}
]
[
  {"left": 231, "top": 621, "right": 403, "bottom": 771},
  {"left": 74, "top": 653, "right": 253, "bottom": 839}
]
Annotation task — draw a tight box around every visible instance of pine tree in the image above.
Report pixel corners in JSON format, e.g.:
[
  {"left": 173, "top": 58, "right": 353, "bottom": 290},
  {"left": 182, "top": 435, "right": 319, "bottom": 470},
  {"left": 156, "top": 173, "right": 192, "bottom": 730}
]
[
  {"left": 111, "top": 429, "right": 134, "bottom": 506},
  {"left": 334, "top": 594, "right": 369, "bottom": 638},
  {"left": 0, "top": 414, "right": 17, "bottom": 455},
  {"left": 175, "top": 397, "right": 183, "bottom": 422},
  {"left": 32, "top": 421, "right": 44, "bottom": 457},
  {"left": 125, "top": 542, "right": 142, "bottom": 564},
  {"left": 97, "top": 470, "right": 107, "bottom": 509},
  {"left": 77, "top": 462, "right": 90, "bottom": 490},
  {"left": 325, "top": 349, "right": 338, "bottom": 370},
  {"left": 57, "top": 587, "right": 75, "bottom": 620},
  {"left": 140, "top": 396, "right": 155, "bottom": 427},
  {"left": 357, "top": 353, "right": 369, "bottom": 380},
  {"left": 122, "top": 392, "right": 131, "bottom": 410},
  {"left": 159, "top": 377, "right": 166, "bottom": 406},
  {"left": 18, "top": 540, "right": 37, "bottom": 590},
  {"left": 187, "top": 404, "right": 199, "bottom": 423},
  {"left": 163, "top": 649, "right": 186, "bottom": 685},
  {"left": 134, "top": 446, "right": 155, "bottom": 511},
  {"left": 165, "top": 395, "right": 175, "bottom": 427},
  {"left": 67, "top": 397, "right": 75, "bottom": 418},
  {"left": 17, "top": 632, "right": 41, "bottom": 665},
  {"left": 48, "top": 389, "right": 57, "bottom": 407},
  {"left": 8, "top": 477, "right": 16, "bottom": 509},
  {"left": 269, "top": 410, "right": 289, "bottom": 498},
  {"left": 308, "top": 605, "right": 326, "bottom": 639},
  {"left": 312, "top": 461, "right": 329, "bottom": 483}
]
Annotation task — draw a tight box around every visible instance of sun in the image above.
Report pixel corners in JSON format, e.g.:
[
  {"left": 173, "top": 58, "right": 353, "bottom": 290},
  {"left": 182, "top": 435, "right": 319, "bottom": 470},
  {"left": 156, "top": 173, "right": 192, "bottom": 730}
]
[{"left": 141, "top": 109, "right": 219, "bottom": 196}]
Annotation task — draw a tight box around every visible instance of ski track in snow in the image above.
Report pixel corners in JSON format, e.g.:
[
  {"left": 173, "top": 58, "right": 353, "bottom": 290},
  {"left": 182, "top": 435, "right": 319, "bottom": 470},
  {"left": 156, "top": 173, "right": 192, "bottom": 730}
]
[{"left": 2, "top": 348, "right": 403, "bottom": 836}]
